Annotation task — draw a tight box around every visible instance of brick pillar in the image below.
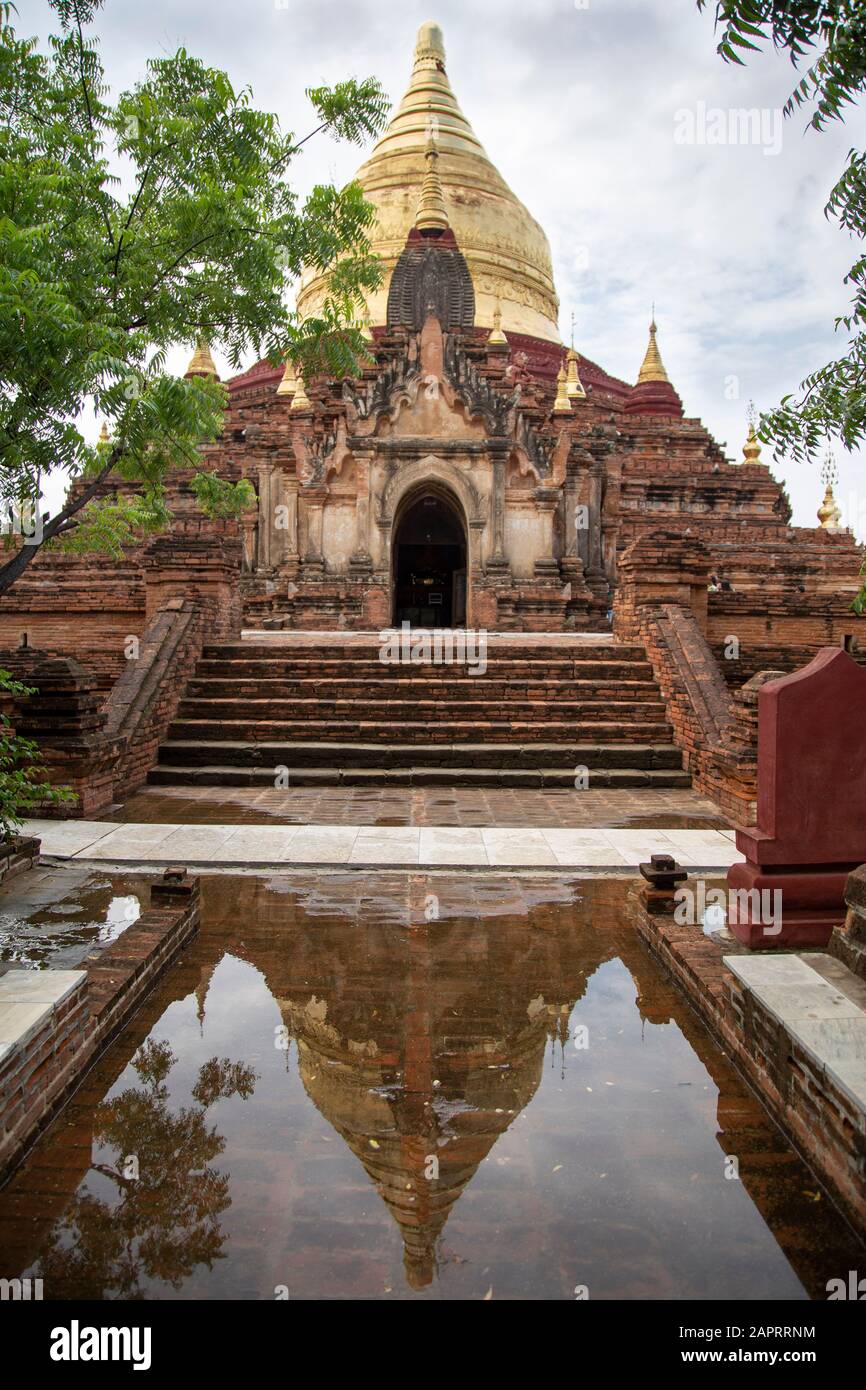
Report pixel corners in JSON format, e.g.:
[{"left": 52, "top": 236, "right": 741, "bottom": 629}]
[
  {"left": 143, "top": 530, "right": 243, "bottom": 640},
  {"left": 615, "top": 531, "right": 711, "bottom": 638},
  {"left": 712, "top": 669, "right": 785, "bottom": 827},
  {"left": 351, "top": 450, "right": 373, "bottom": 569},
  {"left": 13, "top": 656, "right": 122, "bottom": 817}
]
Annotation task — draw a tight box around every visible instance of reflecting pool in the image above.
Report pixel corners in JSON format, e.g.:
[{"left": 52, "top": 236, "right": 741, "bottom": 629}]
[{"left": 0, "top": 873, "right": 863, "bottom": 1299}]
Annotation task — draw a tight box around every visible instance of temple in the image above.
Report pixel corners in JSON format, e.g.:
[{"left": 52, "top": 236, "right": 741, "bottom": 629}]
[{"left": 0, "top": 21, "right": 863, "bottom": 814}]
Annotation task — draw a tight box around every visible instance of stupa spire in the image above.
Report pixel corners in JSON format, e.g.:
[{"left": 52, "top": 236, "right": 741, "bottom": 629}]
[
  {"left": 299, "top": 21, "right": 561, "bottom": 343},
  {"left": 742, "top": 422, "right": 762, "bottom": 465},
  {"left": 184, "top": 336, "right": 218, "bottom": 380},
  {"left": 415, "top": 131, "right": 449, "bottom": 233},
  {"left": 487, "top": 297, "right": 508, "bottom": 346},
  {"left": 637, "top": 316, "right": 670, "bottom": 385},
  {"left": 566, "top": 347, "right": 586, "bottom": 400},
  {"left": 553, "top": 363, "right": 572, "bottom": 413},
  {"left": 276, "top": 359, "right": 297, "bottom": 398},
  {"left": 290, "top": 372, "right": 312, "bottom": 411}
]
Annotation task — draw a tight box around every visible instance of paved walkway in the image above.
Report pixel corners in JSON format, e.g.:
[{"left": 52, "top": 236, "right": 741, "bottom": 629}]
[{"left": 24, "top": 819, "right": 742, "bottom": 871}]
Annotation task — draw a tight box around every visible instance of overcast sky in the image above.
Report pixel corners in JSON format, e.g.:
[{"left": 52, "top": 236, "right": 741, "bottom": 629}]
[{"left": 21, "top": 0, "right": 866, "bottom": 537}]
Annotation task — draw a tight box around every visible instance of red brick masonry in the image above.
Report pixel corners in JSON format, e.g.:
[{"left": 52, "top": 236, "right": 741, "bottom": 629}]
[{"left": 0, "top": 873, "right": 200, "bottom": 1183}]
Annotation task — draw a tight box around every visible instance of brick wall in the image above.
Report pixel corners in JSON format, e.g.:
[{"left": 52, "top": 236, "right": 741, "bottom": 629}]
[
  {"left": 0, "top": 552, "right": 146, "bottom": 697},
  {"left": 614, "top": 533, "right": 734, "bottom": 805},
  {"left": 104, "top": 598, "right": 204, "bottom": 795},
  {"left": 2, "top": 531, "right": 242, "bottom": 817}
]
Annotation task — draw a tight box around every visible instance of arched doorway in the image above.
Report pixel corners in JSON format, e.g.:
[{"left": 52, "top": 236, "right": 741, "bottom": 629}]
[{"left": 392, "top": 487, "right": 468, "bottom": 627}]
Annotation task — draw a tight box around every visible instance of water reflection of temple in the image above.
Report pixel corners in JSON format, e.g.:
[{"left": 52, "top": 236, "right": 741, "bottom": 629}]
[{"left": 0, "top": 873, "right": 862, "bottom": 1297}]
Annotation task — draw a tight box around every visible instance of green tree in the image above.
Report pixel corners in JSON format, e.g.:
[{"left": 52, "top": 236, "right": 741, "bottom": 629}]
[
  {"left": 699, "top": 2, "right": 866, "bottom": 607},
  {"left": 0, "top": 0, "right": 388, "bottom": 596},
  {"left": 699, "top": 3, "right": 866, "bottom": 462}
]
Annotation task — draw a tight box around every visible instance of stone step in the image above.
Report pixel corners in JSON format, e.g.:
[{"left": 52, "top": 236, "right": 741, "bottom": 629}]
[
  {"left": 194, "top": 657, "right": 656, "bottom": 680},
  {"left": 191, "top": 658, "right": 656, "bottom": 686},
  {"left": 148, "top": 633, "right": 690, "bottom": 792},
  {"left": 202, "top": 642, "right": 650, "bottom": 663},
  {"left": 165, "top": 718, "right": 675, "bottom": 744},
  {"left": 156, "top": 739, "right": 685, "bottom": 770},
  {"left": 185, "top": 676, "right": 662, "bottom": 700},
  {"left": 175, "top": 697, "right": 668, "bottom": 722},
  {"left": 147, "top": 763, "right": 691, "bottom": 789}
]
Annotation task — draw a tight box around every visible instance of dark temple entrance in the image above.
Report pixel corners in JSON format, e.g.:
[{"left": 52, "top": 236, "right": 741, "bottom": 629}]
[{"left": 393, "top": 490, "right": 467, "bottom": 627}]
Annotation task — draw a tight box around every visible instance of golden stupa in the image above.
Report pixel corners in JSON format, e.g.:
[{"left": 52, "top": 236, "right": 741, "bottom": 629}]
[
  {"left": 296, "top": 21, "right": 561, "bottom": 343},
  {"left": 637, "top": 319, "right": 670, "bottom": 385}
]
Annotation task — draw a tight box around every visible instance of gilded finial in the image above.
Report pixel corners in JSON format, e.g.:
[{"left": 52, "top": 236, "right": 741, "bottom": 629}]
[
  {"left": 817, "top": 483, "right": 842, "bottom": 530},
  {"left": 566, "top": 347, "right": 586, "bottom": 400},
  {"left": 184, "top": 336, "right": 218, "bottom": 380},
  {"left": 290, "top": 373, "right": 312, "bottom": 411},
  {"left": 415, "top": 130, "right": 449, "bottom": 232},
  {"left": 98, "top": 421, "right": 111, "bottom": 444},
  {"left": 276, "top": 359, "right": 297, "bottom": 398},
  {"left": 742, "top": 424, "right": 761, "bottom": 465},
  {"left": 414, "top": 21, "right": 446, "bottom": 69},
  {"left": 818, "top": 448, "right": 842, "bottom": 529},
  {"left": 488, "top": 297, "right": 508, "bottom": 346},
  {"left": 553, "top": 363, "right": 572, "bottom": 413},
  {"left": 637, "top": 316, "right": 670, "bottom": 385}
]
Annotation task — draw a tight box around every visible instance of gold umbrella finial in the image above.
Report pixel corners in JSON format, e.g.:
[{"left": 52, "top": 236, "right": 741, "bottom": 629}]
[{"left": 818, "top": 446, "right": 842, "bottom": 528}]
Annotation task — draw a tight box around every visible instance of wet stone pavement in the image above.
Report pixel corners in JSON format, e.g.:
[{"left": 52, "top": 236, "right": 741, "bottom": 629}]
[
  {"left": 0, "top": 865, "right": 149, "bottom": 971},
  {"left": 0, "top": 872, "right": 863, "bottom": 1300},
  {"left": 110, "top": 784, "right": 726, "bottom": 830}
]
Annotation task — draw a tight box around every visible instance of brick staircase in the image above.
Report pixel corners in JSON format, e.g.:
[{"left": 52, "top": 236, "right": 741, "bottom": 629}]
[{"left": 148, "top": 637, "right": 689, "bottom": 790}]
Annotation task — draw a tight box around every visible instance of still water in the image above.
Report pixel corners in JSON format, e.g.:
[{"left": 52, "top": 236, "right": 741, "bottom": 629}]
[{"left": 0, "top": 873, "right": 863, "bottom": 1299}]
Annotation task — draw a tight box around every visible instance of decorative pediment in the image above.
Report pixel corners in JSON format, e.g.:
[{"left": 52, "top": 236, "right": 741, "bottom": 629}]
[
  {"left": 338, "top": 325, "right": 564, "bottom": 484},
  {"left": 342, "top": 349, "right": 422, "bottom": 427}
]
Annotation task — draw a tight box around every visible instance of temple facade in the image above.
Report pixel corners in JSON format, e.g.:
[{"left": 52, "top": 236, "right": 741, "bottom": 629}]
[
  {"left": 0, "top": 22, "right": 863, "bottom": 817},
  {"left": 153, "top": 21, "right": 860, "bottom": 653}
]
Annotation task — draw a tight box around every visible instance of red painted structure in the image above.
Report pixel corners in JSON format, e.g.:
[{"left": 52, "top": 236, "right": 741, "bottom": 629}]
[{"left": 728, "top": 647, "right": 866, "bottom": 947}]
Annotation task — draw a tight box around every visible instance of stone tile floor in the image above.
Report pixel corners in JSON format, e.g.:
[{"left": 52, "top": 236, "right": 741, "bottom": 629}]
[
  {"left": 24, "top": 819, "right": 741, "bottom": 871},
  {"left": 109, "top": 784, "right": 726, "bottom": 829}
]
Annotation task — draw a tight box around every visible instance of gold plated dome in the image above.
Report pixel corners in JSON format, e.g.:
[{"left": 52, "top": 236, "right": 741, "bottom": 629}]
[{"left": 296, "top": 21, "right": 561, "bottom": 343}]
